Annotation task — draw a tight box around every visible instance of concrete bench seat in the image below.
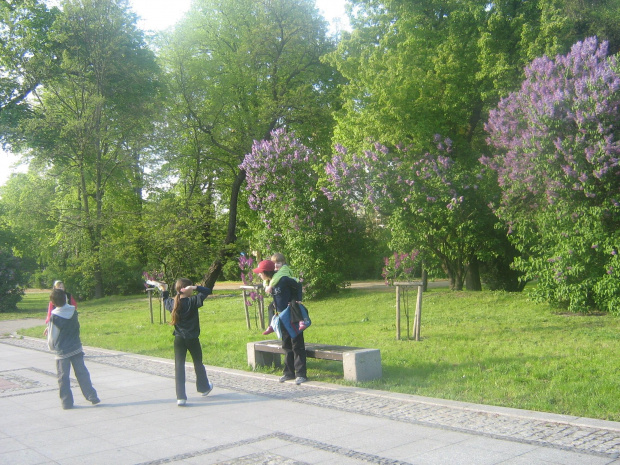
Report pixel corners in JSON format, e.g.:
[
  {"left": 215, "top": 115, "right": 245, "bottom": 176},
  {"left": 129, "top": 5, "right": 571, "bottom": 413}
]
[{"left": 247, "top": 340, "right": 382, "bottom": 382}]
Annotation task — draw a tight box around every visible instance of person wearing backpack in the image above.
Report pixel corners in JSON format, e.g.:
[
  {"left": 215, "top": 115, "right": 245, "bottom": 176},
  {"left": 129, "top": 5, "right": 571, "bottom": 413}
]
[{"left": 262, "top": 253, "right": 309, "bottom": 335}]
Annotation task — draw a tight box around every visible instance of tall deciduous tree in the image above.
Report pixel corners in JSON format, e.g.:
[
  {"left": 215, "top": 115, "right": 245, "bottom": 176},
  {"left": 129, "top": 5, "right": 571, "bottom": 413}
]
[
  {"left": 0, "top": 173, "right": 55, "bottom": 276},
  {"left": 158, "top": 0, "right": 341, "bottom": 287},
  {"left": 331, "top": 0, "right": 620, "bottom": 156},
  {"left": 20, "top": 0, "right": 160, "bottom": 298}
]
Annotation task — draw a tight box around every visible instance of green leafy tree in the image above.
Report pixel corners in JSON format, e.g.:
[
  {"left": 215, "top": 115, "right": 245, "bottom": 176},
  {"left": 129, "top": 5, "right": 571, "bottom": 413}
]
[
  {"left": 560, "top": 0, "right": 620, "bottom": 54},
  {"left": 17, "top": 0, "right": 160, "bottom": 297},
  {"left": 140, "top": 188, "right": 224, "bottom": 285},
  {"left": 332, "top": 0, "right": 620, "bottom": 155},
  {"left": 0, "top": 173, "right": 57, "bottom": 284},
  {"left": 324, "top": 139, "right": 503, "bottom": 290},
  {"left": 329, "top": 0, "right": 487, "bottom": 155},
  {"left": 157, "top": 0, "right": 341, "bottom": 287},
  {"left": 0, "top": 0, "right": 58, "bottom": 143},
  {"left": 325, "top": 0, "right": 619, "bottom": 289}
]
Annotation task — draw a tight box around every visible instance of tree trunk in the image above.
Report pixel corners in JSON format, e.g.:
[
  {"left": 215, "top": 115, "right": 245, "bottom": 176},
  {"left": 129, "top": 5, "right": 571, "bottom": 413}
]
[
  {"left": 444, "top": 261, "right": 464, "bottom": 291},
  {"left": 79, "top": 160, "right": 105, "bottom": 299},
  {"left": 453, "top": 274, "right": 464, "bottom": 291},
  {"left": 465, "top": 256, "right": 482, "bottom": 291},
  {"left": 202, "top": 168, "right": 247, "bottom": 288},
  {"left": 94, "top": 268, "right": 104, "bottom": 299}
]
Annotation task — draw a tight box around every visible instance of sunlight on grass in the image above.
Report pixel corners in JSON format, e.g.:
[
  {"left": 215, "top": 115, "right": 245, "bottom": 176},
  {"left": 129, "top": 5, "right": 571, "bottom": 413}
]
[{"left": 14, "top": 287, "right": 620, "bottom": 421}]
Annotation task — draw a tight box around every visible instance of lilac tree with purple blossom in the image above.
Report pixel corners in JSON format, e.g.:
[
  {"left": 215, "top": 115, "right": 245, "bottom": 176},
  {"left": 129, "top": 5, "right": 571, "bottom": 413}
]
[
  {"left": 240, "top": 129, "right": 368, "bottom": 297},
  {"left": 382, "top": 251, "right": 420, "bottom": 285},
  {"left": 238, "top": 253, "right": 262, "bottom": 307},
  {"left": 484, "top": 37, "right": 620, "bottom": 314},
  {"left": 324, "top": 138, "right": 498, "bottom": 291}
]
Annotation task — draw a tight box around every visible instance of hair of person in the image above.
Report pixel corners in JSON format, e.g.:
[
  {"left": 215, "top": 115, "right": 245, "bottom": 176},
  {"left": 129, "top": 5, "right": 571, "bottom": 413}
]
[
  {"left": 262, "top": 270, "right": 275, "bottom": 279},
  {"left": 53, "top": 280, "right": 64, "bottom": 289},
  {"left": 270, "top": 252, "right": 286, "bottom": 264},
  {"left": 170, "top": 278, "right": 193, "bottom": 326},
  {"left": 50, "top": 288, "right": 67, "bottom": 308}
]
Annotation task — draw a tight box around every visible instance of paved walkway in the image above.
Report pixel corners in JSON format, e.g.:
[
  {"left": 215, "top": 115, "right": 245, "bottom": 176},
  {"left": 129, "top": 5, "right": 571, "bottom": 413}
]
[
  {"left": 1, "top": 323, "right": 619, "bottom": 465},
  {"left": 0, "top": 319, "right": 44, "bottom": 336}
]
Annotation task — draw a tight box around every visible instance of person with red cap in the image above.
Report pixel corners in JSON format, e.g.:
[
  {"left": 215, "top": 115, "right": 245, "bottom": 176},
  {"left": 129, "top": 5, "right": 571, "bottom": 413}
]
[{"left": 253, "top": 259, "right": 307, "bottom": 384}]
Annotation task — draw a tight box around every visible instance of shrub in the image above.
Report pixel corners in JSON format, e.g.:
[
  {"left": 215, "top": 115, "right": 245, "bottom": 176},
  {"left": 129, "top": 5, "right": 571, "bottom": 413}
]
[{"left": 0, "top": 248, "right": 27, "bottom": 312}]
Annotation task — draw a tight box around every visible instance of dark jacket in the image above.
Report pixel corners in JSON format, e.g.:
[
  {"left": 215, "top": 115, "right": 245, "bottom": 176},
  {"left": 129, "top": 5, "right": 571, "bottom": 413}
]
[
  {"left": 272, "top": 276, "right": 302, "bottom": 312},
  {"left": 51, "top": 304, "right": 83, "bottom": 359},
  {"left": 163, "top": 286, "right": 212, "bottom": 339}
]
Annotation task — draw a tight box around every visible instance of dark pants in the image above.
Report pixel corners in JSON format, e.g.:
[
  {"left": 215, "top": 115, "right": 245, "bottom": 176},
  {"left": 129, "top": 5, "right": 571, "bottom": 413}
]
[
  {"left": 281, "top": 329, "right": 307, "bottom": 378},
  {"left": 56, "top": 352, "right": 97, "bottom": 408},
  {"left": 174, "top": 336, "right": 210, "bottom": 400}
]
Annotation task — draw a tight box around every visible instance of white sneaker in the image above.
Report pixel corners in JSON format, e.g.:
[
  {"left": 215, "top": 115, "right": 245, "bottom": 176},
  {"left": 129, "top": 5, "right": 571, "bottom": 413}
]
[
  {"left": 177, "top": 399, "right": 186, "bottom": 406},
  {"left": 201, "top": 381, "right": 214, "bottom": 396}
]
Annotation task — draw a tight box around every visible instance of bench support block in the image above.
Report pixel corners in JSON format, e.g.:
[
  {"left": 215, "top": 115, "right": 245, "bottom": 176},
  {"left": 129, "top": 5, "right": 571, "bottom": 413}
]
[
  {"left": 343, "top": 349, "right": 382, "bottom": 382},
  {"left": 247, "top": 342, "right": 281, "bottom": 368}
]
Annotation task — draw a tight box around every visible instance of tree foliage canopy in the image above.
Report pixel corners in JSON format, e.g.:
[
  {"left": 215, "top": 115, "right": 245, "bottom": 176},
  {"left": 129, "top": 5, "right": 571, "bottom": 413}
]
[
  {"left": 2, "top": 0, "right": 620, "bottom": 308},
  {"left": 0, "top": 0, "right": 58, "bottom": 145},
  {"left": 154, "top": 0, "right": 342, "bottom": 287},
  {"left": 4, "top": 0, "right": 160, "bottom": 298}
]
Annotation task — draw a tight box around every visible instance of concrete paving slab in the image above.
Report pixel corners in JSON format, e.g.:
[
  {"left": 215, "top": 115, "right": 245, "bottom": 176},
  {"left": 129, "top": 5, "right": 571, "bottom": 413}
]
[{"left": 0, "top": 334, "right": 618, "bottom": 465}]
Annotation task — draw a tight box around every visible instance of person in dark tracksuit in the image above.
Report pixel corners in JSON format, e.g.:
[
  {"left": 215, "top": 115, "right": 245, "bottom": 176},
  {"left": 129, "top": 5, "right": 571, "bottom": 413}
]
[
  {"left": 253, "top": 259, "right": 307, "bottom": 384},
  {"left": 48, "top": 288, "right": 99, "bottom": 409},
  {"left": 160, "top": 278, "right": 213, "bottom": 406}
]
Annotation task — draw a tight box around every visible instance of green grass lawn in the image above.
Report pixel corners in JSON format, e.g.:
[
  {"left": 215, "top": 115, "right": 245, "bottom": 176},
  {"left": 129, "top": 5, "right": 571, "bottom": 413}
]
[{"left": 11, "top": 285, "right": 620, "bottom": 421}]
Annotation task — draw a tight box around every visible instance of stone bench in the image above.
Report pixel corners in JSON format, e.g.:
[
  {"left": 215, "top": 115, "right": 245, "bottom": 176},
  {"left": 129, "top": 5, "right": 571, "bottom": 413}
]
[{"left": 247, "top": 340, "right": 382, "bottom": 382}]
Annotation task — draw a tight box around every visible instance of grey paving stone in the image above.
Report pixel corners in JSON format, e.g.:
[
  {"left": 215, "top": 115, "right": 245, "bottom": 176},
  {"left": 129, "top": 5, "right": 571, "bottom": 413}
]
[{"left": 2, "top": 336, "right": 619, "bottom": 465}]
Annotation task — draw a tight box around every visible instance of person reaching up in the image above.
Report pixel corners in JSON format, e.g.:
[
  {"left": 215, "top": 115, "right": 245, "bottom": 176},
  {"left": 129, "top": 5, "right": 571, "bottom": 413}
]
[{"left": 159, "top": 279, "right": 213, "bottom": 406}]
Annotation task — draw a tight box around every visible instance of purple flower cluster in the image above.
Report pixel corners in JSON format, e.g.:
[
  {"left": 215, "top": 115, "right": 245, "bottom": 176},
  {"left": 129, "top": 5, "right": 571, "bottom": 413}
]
[
  {"left": 238, "top": 254, "right": 262, "bottom": 306},
  {"left": 142, "top": 270, "right": 164, "bottom": 289},
  {"left": 323, "top": 149, "right": 394, "bottom": 212},
  {"left": 381, "top": 251, "right": 420, "bottom": 285},
  {"left": 324, "top": 136, "right": 473, "bottom": 218},
  {"left": 240, "top": 128, "right": 316, "bottom": 216},
  {"left": 484, "top": 37, "right": 620, "bottom": 208},
  {"left": 322, "top": 135, "right": 491, "bottom": 291}
]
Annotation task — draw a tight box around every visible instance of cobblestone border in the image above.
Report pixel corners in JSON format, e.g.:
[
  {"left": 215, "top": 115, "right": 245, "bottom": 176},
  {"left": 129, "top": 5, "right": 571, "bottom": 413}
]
[
  {"left": 3, "top": 336, "right": 618, "bottom": 459},
  {"left": 0, "top": 366, "right": 63, "bottom": 397}
]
